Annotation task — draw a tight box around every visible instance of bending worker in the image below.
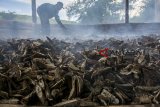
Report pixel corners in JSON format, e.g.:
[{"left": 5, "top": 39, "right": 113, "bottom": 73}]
[{"left": 37, "top": 2, "right": 66, "bottom": 35}]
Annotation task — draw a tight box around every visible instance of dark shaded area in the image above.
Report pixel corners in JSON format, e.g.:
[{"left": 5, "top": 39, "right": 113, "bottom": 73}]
[{"left": 0, "top": 35, "right": 159, "bottom": 106}]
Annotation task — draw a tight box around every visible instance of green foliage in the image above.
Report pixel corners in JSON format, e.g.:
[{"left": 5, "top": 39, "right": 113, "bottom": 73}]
[
  {"left": 0, "top": 11, "right": 16, "bottom": 20},
  {"left": 0, "top": 13, "right": 76, "bottom": 24},
  {"left": 130, "top": 0, "right": 154, "bottom": 22},
  {"left": 67, "top": 0, "right": 111, "bottom": 24},
  {"left": 67, "top": 0, "right": 154, "bottom": 24}
]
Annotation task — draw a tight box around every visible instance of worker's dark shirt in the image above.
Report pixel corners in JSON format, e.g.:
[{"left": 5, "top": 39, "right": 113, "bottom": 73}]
[
  {"left": 37, "top": 3, "right": 59, "bottom": 19},
  {"left": 37, "top": 3, "right": 65, "bottom": 28}
]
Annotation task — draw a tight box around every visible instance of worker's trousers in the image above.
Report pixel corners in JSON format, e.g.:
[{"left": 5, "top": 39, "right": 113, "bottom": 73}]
[{"left": 38, "top": 12, "right": 50, "bottom": 36}]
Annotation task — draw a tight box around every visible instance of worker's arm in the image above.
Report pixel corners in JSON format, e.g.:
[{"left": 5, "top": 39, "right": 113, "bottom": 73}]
[
  {"left": 55, "top": 15, "right": 66, "bottom": 29},
  {"left": 55, "top": 14, "right": 71, "bottom": 35}
]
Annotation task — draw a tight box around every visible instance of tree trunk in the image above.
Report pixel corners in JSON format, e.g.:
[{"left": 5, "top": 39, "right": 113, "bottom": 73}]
[
  {"left": 32, "top": 0, "right": 37, "bottom": 24},
  {"left": 125, "top": 0, "right": 129, "bottom": 23},
  {"left": 155, "top": 0, "right": 160, "bottom": 22}
]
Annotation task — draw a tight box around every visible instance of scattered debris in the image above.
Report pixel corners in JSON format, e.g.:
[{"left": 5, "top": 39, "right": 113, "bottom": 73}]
[{"left": 0, "top": 35, "right": 159, "bottom": 106}]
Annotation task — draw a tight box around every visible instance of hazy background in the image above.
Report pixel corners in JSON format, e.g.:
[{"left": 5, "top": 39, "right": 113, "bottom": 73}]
[
  {"left": 0, "top": 0, "right": 75, "bottom": 20},
  {"left": 0, "top": 0, "right": 159, "bottom": 41},
  {"left": 0, "top": 0, "right": 156, "bottom": 22}
]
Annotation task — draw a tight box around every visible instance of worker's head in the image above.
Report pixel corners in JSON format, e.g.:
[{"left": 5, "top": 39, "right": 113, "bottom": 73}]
[{"left": 56, "top": 2, "right": 64, "bottom": 10}]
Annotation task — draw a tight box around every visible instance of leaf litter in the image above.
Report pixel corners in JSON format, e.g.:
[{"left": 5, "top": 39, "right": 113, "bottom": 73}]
[{"left": 0, "top": 35, "right": 159, "bottom": 106}]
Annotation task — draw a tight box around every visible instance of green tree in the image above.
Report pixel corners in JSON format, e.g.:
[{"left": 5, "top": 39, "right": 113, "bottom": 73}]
[
  {"left": 0, "top": 11, "right": 16, "bottom": 20},
  {"left": 67, "top": 0, "right": 152, "bottom": 24},
  {"left": 130, "top": 0, "right": 154, "bottom": 22},
  {"left": 67, "top": 0, "right": 113, "bottom": 24}
]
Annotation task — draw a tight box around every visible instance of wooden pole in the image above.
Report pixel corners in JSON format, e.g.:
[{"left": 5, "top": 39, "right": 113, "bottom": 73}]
[
  {"left": 32, "top": 0, "right": 37, "bottom": 24},
  {"left": 125, "top": 0, "right": 129, "bottom": 23},
  {"left": 155, "top": 0, "right": 160, "bottom": 22}
]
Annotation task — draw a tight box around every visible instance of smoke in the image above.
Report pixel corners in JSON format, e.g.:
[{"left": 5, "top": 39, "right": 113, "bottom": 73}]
[
  {"left": 1, "top": 20, "right": 160, "bottom": 42},
  {"left": 1, "top": 0, "right": 160, "bottom": 42},
  {"left": 46, "top": 23, "right": 160, "bottom": 42}
]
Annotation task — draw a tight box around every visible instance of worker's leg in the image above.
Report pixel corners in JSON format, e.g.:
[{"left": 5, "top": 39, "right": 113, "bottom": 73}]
[
  {"left": 39, "top": 14, "right": 50, "bottom": 36},
  {"left": 44, "top": 19, "right": 50, "bottom": 36},
  {"left": 38, "top": 10, "right": 44, "bottom": 35},
  {"left": 39, "top": 16, "right": 45, "bottom": 35}
]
